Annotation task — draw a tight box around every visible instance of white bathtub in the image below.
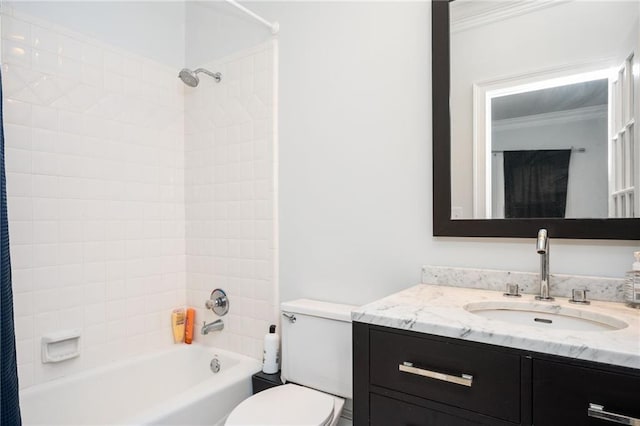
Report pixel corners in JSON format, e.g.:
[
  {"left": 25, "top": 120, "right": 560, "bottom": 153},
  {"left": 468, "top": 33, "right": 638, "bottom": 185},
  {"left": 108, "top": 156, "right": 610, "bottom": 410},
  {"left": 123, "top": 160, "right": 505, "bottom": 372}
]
[{"left": 19, "top": 345, "right": 261, "bottom": 425}]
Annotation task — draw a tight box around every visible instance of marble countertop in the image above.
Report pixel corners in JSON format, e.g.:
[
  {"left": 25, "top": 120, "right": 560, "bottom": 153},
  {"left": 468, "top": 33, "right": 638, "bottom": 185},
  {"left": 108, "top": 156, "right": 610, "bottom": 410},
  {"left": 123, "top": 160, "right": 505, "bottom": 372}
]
[{"left": 352, "top": 284, "right": 640, "bottom": 369}]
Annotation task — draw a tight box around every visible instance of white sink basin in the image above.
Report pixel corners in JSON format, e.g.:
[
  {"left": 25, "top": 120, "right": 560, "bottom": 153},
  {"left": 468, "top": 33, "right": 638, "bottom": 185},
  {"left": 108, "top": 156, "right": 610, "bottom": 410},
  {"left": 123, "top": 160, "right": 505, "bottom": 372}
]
[{"left": 464, "top": 301, "right": 628, "bottom": 332}]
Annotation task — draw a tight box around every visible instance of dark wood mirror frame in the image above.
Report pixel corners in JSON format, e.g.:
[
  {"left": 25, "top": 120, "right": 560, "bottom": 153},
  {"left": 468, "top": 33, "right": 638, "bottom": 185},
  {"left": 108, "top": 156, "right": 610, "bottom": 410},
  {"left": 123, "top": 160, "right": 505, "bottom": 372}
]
[{"left": 432, "top": 0, "right": 640, "bottom": 240}]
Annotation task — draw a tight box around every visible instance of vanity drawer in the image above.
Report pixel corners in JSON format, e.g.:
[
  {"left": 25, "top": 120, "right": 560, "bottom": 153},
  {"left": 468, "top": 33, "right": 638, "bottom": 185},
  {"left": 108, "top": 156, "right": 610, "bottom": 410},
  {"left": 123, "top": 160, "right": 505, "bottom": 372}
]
[
  {"left": 533, "top": 359, "right": 640, "bottom": 426},
  {"left": 369, "top": 329, "right": 521, "bottom": 423},
  {"left": 370, "top": 393, "right": 484, "bottom": 426}
]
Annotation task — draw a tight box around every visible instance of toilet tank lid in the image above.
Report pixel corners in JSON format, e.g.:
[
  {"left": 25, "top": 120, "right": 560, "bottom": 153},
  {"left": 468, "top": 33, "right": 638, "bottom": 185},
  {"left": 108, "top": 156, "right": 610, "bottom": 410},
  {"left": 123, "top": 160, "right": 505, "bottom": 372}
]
[{"left": 281, "top": 299, "right": 356, "bottom": 322}]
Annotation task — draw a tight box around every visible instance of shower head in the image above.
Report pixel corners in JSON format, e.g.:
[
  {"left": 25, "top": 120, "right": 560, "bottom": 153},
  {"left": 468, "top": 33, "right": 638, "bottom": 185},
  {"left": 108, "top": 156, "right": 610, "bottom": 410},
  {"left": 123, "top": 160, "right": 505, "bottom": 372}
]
[{"left": 178, "top": 68, "right": 222, "bottom": 87}]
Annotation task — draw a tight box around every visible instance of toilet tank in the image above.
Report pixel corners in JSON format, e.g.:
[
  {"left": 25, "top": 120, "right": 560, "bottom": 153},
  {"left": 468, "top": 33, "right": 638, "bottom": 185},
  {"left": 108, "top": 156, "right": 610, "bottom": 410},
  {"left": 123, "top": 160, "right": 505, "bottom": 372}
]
[{"left": 280, "top": 299, "right": 355, "bottom": 399}]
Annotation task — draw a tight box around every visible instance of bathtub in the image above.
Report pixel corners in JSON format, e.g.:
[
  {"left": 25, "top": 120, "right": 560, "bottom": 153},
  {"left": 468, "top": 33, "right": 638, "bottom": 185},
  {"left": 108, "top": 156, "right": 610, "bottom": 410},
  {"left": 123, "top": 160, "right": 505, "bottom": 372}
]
[{"left": 19, "top": 344, "right": 261, "bottom": 425}]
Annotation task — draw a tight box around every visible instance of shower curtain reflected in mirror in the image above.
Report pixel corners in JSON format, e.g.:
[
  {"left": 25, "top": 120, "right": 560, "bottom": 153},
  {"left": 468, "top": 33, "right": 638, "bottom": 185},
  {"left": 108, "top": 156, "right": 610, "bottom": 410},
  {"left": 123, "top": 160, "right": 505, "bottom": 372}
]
[
  {"left": 0, "top": 69, "right": 22, "bottom": 425},
  {"left": 503, "top": 149, "right": 572, "bottom": 219}
]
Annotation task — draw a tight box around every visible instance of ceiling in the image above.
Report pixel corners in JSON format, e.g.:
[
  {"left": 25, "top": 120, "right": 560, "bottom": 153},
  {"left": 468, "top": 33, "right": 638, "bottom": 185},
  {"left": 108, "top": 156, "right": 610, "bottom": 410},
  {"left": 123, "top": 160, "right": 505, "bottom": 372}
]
[{"left": 492, "top": 79, "right": 608, "bottom": 121}]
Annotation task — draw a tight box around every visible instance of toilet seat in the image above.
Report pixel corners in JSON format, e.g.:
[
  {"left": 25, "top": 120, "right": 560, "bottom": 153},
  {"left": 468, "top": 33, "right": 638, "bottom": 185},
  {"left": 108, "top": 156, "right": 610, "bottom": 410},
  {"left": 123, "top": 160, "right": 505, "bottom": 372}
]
[{"left": 225, "top": 384, "right": 336, "bottom": 426}]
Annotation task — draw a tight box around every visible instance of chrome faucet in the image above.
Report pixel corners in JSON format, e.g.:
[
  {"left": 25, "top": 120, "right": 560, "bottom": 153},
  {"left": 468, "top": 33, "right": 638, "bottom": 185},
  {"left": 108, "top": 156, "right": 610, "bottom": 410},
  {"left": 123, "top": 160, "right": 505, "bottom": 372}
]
[
  {"left": 535, "top": 229, "right": 554, "bottom": 301},
  {"left": 201, "top": 319, "right": 224, "bottom": 335}
]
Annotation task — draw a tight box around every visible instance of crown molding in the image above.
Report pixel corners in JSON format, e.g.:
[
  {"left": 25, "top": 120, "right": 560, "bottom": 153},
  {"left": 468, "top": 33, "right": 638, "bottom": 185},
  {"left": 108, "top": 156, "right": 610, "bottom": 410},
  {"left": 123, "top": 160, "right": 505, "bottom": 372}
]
[
  {"left": 492, "top": 104, "right": 607, "bottom": 131},
  {"left": 451, "top": 0, "right": 570, "bottom": 34}
]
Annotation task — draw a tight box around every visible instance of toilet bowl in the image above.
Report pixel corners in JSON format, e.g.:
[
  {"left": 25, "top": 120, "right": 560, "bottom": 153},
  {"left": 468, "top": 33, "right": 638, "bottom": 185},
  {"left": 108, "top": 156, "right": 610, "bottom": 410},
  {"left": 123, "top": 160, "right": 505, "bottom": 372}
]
[
  {"left": 224, "top": 299, "right": 355, "bottom": 426},
  {"left": 225, "top": 384, "right": 345, "bottom": 426}
]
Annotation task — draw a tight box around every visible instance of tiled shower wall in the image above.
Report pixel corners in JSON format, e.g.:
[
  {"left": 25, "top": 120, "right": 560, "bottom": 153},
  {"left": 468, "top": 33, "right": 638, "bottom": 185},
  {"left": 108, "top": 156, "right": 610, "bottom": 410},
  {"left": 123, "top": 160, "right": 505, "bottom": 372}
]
[
  {"left": 184, "top": 42, "right": 277, "bottom": 360},
  {"left": 2, "top": 9, "right": 186, "bottom": 389}
]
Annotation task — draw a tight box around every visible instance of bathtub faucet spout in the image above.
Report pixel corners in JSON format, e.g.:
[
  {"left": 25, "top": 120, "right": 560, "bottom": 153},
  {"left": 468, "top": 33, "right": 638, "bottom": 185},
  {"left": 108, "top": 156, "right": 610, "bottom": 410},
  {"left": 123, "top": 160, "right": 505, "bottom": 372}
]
[{"left": 201, "top": 319, "right": 224, "bottom": 335}]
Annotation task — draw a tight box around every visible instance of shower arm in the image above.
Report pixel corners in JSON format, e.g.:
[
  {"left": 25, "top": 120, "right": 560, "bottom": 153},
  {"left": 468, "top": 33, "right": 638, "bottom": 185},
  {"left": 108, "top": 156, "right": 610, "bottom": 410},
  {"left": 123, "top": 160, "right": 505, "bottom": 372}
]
[
  {"left": 223, "top": 0, "right": 279, "bottom": 35},
  {"left": 194, "top": 69, "right": 222, "bottom": 82}
]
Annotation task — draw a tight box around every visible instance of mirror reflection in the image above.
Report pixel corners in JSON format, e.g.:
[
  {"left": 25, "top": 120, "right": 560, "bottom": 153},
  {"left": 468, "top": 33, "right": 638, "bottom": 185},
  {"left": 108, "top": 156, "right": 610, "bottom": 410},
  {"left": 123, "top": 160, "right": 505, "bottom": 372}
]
[{"left": 450, "top": 0, "right": 640, "bottom": 220}]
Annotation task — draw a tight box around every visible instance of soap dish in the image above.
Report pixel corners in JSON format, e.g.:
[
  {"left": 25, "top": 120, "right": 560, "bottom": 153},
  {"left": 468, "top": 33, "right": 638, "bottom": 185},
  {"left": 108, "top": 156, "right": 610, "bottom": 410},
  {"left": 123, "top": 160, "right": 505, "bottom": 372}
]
[{"left": 41, "top": 329, "right": 81, "bottom": 363}]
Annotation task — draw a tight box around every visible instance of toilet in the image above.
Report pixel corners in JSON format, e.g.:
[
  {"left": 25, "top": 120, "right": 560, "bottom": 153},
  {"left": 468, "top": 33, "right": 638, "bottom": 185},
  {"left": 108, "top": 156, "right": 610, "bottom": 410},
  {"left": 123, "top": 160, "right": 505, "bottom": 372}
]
[{"left": 225, "top": 299, "right": 355, "bottom": 426}]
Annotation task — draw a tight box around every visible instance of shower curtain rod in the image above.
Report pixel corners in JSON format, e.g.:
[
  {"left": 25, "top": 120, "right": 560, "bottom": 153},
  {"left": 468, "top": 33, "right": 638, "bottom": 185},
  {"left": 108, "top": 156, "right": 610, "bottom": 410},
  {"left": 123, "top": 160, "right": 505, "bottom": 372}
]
[
  {"left": 492, "top": 147, "right": 586, "bottom": 154},
  {"left": 224, "top": 0, "right": 280, "bottom": 34}
]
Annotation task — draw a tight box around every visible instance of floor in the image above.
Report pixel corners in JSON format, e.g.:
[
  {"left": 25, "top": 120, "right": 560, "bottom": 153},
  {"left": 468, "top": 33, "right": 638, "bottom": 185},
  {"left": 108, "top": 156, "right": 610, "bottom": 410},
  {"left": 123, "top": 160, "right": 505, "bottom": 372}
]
[{"left": 338, "top": 417, "right": 353, "bottom": 426}]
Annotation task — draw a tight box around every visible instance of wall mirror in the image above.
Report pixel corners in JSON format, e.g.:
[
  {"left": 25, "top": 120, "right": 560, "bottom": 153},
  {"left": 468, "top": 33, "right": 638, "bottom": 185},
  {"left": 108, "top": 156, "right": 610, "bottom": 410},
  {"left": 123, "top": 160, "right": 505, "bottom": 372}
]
[{"left": 432, "top": 0, "right": 640, "bottom": 239}]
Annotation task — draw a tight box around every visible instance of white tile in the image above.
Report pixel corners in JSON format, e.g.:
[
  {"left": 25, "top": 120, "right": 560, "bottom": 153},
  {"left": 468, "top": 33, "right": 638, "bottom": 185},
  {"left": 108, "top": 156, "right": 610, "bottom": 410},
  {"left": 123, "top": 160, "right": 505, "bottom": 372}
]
[
  {"left": 59, "top": 307, "right": 83, "bottom": 330},
  {"left": 31, "top": 25, "right": 57, "bottom": 52},
  {"left": 123, "top": 56, "right": 142, "bottom": 78},
  {"left": 83, "top": 262, "right": 106, "bottom": 284},
  {"left": 84, "top": 241, "right": 106, "bottom": 263},
  {"left": 32, "top": 266, "right": 59, "bottom": 290},
  {"left": 32, "top": 151, "right": 58, "bottom": 176},
  {"left": 57, "top": 34, "right": 83, "bottom": 60},
  {"left": 59, "top": 221, "right": 83, "bottom": 242},
  {"left": 57, "top": 243, "right": 82, "bottom": 265},
  {"left": 59, "top": 110, "right": 84, "bottom": 135},
  {"left": 33, "top": 288, "right": 60, "bottom": 312},
  {"left": 16, "top": 339, "right": 34, "bottom": 365},
  {"left": 32, "top": 105, "right": 58, "bottom": 131},
  {"left": 9, "top": 220, "right": 32, "bottom": 246},
  {"left": 31, "top": 49, "right": 57, "bottom": 75},
  {"left": 57, "top": 56, "right": 83, "bottom": 81},
  {"left": 6, "top": 148, "right": 31, "bottom": 174},
  {"left": 82, "top": 45, "right": 103, "bottom": 67},
  {"left": 6, "top": 172, "right": 32, "bottom": 197},
  {"left": 57, "top": 286, "right": 84, "bottom": 310},
  {"left": 3, "top": 40, "right": 32, "bottom": 67},
  {"left": 7, "top": 197, "right": 32, "bottom": 224},
  {"left": 82, "top": 64, "right": 103, "bottom": 87},
  {"left": 2, "top": 16, "right": 31, "bottom": 45},
  {"left": 56, "top": 198, "right": 82, "bottom": 220},
  {"left": 32, "top": 128, "right": 58, "bottom": 153},
  {"left": 58, "top": 264, "right": 83, "bottom": 287},
  {"left": 104, "top": 72, "right": 123, "bottom": 93},
  {"left": 31, "top": 244, "right": 57, "bottom": 267},
  {"left": 33, "top": 221, "right": 58, "bottom": 244},
  {"left": 57, "top": 154, "right": 84, "bottom": 178},
  {"left": 33, "top": 197, "right": 59, "bottom": 221},
  {"left": 4, "top": 99, "right": 32, "bottom": 126},
  {"left": 58, "top": 177, "right": 86, "bottom": 200},
  {"left": 4, "top": 125, "right": 31, "bottom": 152},
  {"left": 84, "top": 282, "right": 106, "bottom": 304},
  {"left": 32, "top": 174, "right": 58, "bottom": 198},
  {"left": 103, "top": 50, "right": 123, "bottom": 75},
  {"left": 14, "top": 314, "right": 34, "bottom": 340},
  {"left": 17, "top": 362, "right": 34, "bottom": 390}
]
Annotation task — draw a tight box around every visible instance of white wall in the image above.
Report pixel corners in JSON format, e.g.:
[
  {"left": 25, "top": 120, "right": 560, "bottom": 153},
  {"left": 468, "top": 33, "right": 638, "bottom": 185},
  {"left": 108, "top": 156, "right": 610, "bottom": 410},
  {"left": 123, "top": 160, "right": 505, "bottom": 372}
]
[
  {"left": 225, "top": 1, "right": 639, "bottom": 306},
  {"left": 185, "top": 2, "right": 270, "bottom": 68},
  {"left": 5, "top": 1, "right": 185, "bottom": 67},
  {"left": 3, "top": 7, "right": 186, "bottom": 389},
  {"left": 450, "top": 1, "right": 639, "bottom": 217}
]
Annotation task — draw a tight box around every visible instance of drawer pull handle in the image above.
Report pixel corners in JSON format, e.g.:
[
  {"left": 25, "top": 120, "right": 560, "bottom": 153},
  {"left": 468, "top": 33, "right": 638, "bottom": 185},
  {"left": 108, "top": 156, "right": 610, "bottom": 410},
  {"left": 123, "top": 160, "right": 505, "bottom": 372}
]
[
  {"left": 399, "top": 362, "right": 473, "bottom": 387},
  {"left": 588, "top": 404, "right": 640, "bottom": 425}
]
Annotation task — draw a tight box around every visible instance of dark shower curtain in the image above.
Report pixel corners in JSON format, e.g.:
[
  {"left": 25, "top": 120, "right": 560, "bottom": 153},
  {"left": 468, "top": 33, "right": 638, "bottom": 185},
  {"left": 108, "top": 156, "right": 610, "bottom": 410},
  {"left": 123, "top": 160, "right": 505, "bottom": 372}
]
[
  {"left": 0, "top": 70, "right": 22, "bottom": 425},
  {"left": 503, "top": 149, "right": 571, "bottom": 218}
]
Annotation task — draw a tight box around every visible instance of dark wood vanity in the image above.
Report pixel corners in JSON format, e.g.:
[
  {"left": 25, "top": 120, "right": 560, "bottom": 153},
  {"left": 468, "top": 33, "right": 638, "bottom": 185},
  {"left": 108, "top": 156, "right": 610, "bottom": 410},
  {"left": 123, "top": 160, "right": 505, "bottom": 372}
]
[{"left": 353, "top": 322, "right": 640, "bottom": 426}]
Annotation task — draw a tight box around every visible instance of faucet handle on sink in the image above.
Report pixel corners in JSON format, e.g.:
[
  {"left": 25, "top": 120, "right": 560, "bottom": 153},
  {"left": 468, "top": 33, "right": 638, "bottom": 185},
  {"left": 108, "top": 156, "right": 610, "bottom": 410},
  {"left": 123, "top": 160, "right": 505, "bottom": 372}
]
[
  {"left": 569, "top": 289, "right": 590, "bottom": 305},
  {"left": 503, "top": 283, "right": 521, "bottom": 297}
]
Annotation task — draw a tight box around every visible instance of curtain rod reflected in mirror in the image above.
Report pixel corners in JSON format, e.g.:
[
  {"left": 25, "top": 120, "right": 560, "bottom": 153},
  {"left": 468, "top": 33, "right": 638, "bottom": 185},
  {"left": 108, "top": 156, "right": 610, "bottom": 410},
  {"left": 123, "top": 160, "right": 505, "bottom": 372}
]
[{"left": 431, "top": 0, "right": 640, "bottom": 240}]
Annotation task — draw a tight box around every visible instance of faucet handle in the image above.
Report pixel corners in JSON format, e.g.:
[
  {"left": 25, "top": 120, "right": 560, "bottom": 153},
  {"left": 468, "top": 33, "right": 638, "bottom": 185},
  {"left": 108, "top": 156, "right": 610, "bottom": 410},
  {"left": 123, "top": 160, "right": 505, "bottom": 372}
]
[
  {"left": 206, "top": 289, "right": 229, "bottom": 316},
  {"left": 503, "top": 283, "right": 521, "bottom": 297},
  {"left": 569, "top": 289, "right": 590, "bottom": 305}
]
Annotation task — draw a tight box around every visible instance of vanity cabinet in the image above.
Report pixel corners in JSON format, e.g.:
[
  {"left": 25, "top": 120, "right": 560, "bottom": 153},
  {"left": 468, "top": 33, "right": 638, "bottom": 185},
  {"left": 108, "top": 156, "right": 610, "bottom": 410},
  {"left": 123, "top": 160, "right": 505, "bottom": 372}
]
[
  {"left": 533, "top": 359, "right": 640, "bottom": 425},
  {"left": 354, "top": 322, "right": 640, "bottom": 426}
]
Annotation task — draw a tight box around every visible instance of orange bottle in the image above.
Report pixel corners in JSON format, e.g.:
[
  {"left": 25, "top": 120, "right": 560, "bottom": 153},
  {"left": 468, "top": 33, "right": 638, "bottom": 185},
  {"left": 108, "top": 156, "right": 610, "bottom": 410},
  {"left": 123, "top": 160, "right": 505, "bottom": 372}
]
[{"left": 185, "top": 308, "right": 195, "bottom": 344}]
